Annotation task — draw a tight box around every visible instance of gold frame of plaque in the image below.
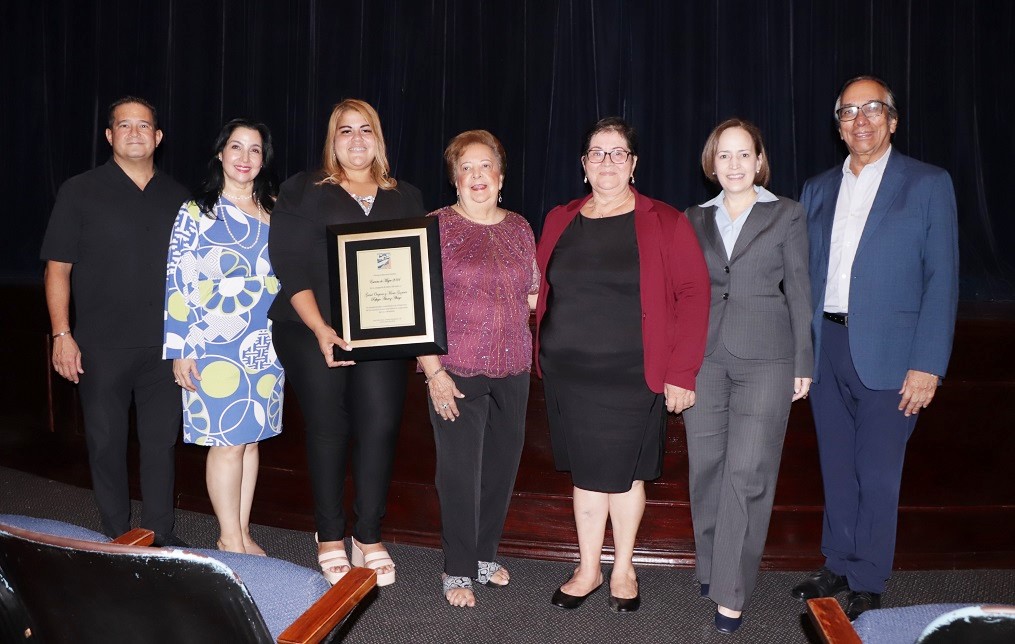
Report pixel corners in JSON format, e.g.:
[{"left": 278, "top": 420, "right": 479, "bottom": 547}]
[{"left": 326, "top": 216, "right": 447, "bottom": 361}]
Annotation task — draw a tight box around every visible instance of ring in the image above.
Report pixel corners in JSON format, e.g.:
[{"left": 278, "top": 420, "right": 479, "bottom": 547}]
[
  {"left": 441, "top": 403, "right": 449, "bottom": 409},
  {"left": 174, "top": 380, "right": 180, "bottom": 384}
]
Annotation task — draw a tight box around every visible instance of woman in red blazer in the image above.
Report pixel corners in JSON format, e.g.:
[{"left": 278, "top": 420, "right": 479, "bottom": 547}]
[{"left": 535, "top": 117, "right": 709, "bottom": 612}]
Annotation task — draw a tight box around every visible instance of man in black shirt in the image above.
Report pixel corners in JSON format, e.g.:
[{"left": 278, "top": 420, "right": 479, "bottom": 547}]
[{"left": 40, "top": 96, "right": 189, "bottom": 545}]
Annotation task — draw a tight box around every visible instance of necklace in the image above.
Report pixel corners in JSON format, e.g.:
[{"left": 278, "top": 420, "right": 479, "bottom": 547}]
[
  {"left": 222, "top": 190, "right": 254, "bottom": 201},
  {"left": 219, "top": 197, "right": 267, "bottom": 250},
  {"left": 454, "top": 203, "right": 503, "bottom": 226},
  {"left": 587, "top": 190, "right": 634, "bottom": 218},
  {"left": 350, "top": 193, "right": 375, "bottom": 215}
]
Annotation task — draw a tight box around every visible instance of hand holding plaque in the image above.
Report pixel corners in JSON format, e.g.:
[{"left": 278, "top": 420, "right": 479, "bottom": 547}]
[{"left": 326, "top": 217, "right": 447, "bottom": 361}]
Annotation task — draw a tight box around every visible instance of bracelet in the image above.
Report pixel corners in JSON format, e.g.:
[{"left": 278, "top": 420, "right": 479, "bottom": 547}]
[
  {"left": 424, "top": 366, "right": 446, "bottom": 384},
  {"left": 53, "top": 330, "right": 71, "bottom": 339}
]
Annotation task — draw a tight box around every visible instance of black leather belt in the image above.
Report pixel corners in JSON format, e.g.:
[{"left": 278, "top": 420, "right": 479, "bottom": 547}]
[{"left": 823, "top": 312, "right": 848, "bottom": 326}]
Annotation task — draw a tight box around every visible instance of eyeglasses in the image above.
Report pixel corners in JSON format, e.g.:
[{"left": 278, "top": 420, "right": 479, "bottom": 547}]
[
  {"left": 835, "top": 100, "right": 895, "bottom": 122},
  {"left": 586, "top": 148, "right": 632, "bottom": 164}
]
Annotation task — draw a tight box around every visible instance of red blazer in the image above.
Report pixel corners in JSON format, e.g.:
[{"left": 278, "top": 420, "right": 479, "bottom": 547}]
[{"left": 534, "top": 189, "right": 710, "bottom": 392}]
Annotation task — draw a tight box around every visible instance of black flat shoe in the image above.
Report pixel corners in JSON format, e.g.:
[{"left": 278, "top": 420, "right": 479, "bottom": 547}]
[
  {"left": 790, "top": 567, "right": 848, "bottom": 601},
  {"left": 551, "top": 582, "right": 604, "bottom": 610},
  {"left": 700, "top": 583, "right": 710, "bottom": 597},
  {"left": 714, "top": 609, "right": 743, "bottom": 634},
  {"left": 845, "top": 591, "right": 881, "bottom": 621},
  {"left": 609, "top": 592, "right": 641, "bottom": 612}
]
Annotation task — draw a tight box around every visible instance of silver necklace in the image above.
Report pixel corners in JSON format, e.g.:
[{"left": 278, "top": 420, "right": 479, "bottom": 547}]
[
  {"left": 219, "top": 198, "right": 266, "bottom": 250},
  {"left": 588, "top": 190, "right": 634, "bottom": 218}
]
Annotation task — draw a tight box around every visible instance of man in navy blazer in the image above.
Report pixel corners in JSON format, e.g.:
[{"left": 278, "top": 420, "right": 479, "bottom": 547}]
[{"left": 790, "top": 76, "right": 959, "bottom": 620}]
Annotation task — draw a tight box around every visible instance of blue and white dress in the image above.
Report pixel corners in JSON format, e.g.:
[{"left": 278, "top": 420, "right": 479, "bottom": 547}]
[{"left": 163, "top": 197, "right": 284, "bottom": 446}]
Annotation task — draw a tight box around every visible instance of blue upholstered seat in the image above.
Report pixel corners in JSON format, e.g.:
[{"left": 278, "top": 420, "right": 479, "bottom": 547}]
[
  {"left": 0, "top": 514, "right": 332, "bottom": 641},
  {"left": 852, "top": 603, "right": 974, "bottom": 643},
  {"left": 191, "top": 548, "right": 332, "bottom": 639},
  {"left": 0, "top": 514, "right": 111, "bottom": 543}
]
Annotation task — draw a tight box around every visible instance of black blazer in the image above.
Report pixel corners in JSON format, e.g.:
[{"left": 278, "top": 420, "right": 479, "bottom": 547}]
[{"left": 267, "top": 171, "right": 426, "bottom": 325}]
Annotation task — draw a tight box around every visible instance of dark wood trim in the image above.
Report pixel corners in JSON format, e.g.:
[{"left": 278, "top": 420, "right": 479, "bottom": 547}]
[{"left": 2, "top": 283, "right": 1014, "bottom": 571}]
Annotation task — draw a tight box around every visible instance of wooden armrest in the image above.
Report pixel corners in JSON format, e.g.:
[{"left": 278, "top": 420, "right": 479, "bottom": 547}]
[
  {"left": 111, "top": 528, "right": 155, "bottom": 546},
  {"left": 807, "top": 597, "right": 861, "bottom": 644},
  {"left": 277, "top": 567, "right": 376, "bottom": 644}
]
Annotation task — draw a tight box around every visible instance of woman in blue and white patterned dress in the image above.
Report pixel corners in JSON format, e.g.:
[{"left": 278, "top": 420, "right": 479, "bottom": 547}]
[{"left": 163, "top": 119, "right": 283, "bottom": 555}]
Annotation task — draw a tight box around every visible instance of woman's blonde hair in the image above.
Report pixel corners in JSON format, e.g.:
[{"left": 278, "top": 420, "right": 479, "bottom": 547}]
[{"left": 318, "top": 98, "right": 397, "bottom": 189}]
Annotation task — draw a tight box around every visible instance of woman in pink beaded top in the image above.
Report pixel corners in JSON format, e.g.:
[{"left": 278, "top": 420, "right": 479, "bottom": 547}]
[{"left": 417, "top": 130, "right": 539, "bottom": 608}]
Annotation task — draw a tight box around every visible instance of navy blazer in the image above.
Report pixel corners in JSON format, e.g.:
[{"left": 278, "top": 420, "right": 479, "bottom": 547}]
[{"left": 803, "top": 150, "right": 959, "bottom": 390}]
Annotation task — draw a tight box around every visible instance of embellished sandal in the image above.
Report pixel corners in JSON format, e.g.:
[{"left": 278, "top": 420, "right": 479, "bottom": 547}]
[
  {"left": 476, "top": 560, "right": 509, "bottom": 587},
  {"left": 314, "top": 532, "right": 350, "bottom": 585},
  {"left": 442, "top": 574, "right": 475, "bottom": 607},
  {"left": 351, "top": 539, "right": 396, "bottom": 587}
]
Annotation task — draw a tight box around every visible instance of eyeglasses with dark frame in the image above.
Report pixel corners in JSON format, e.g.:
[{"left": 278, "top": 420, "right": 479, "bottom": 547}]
[
  {"left": 585, "top": 148, "right": 632, "bottom": 164},
  {"left": 836, "top": 100, "right": 895, "bottom": 122}
]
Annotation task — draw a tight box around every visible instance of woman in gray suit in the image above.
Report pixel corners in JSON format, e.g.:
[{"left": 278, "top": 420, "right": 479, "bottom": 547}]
[{"left": 683, "top": 118, "right": 812, "bottom": 633}]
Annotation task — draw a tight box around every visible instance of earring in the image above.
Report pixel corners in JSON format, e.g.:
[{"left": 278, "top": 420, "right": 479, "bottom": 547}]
[
  {"left": 630, "top": 175, "right": 635, "bottom": 185},
  {"left": 498, "top": 191, "right": 503, "bottom": 203},
  {"left": 583, "top": 175, "right": 588, "bottom": 184}
]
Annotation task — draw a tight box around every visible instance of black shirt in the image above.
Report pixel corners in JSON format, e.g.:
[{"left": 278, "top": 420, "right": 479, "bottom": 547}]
[
  {"left": 40, "top": 158, "right": 189, "bottom": 348},
  {"left": 268, "top": 171, "right": 426, "bottom": 325}
]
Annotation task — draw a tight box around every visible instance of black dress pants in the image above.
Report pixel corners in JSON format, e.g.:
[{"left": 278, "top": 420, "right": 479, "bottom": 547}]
[
  {"left": 429, "top": 373, "right": 528, "bottom": 577},
  {"left": 77, "top": 345, "right": 181, "bottom": 538},
  {"left": 272, "top": 321, "right": 407, "bottom": 543}
]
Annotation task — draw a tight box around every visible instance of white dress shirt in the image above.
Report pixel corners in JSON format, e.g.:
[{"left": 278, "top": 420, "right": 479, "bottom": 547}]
[
  {"left": 700, "top": 185, "right": 779, "bottom": 259},
  {"left": 823, "top": 146, "right": 893, "bottom": 313}
]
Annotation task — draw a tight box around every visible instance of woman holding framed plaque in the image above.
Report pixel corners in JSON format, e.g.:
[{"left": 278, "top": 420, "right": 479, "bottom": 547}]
[
  {"left": 534, "top": 117, "right": 710, "bottom": 612},
  {"left": 418, "top": 130, "right": 539, "bottom": 608},
  {"left": 268, "top": 99, "right": 425, "bottom": 587}
]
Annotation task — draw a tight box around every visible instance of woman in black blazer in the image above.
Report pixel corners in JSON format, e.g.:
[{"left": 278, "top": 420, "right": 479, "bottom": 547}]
[
  {"left": 682, "top": 119, "right": 812, "bottom": 633},
  {"left": 268, "top": 99, "right": 425, "bottom": 588}
]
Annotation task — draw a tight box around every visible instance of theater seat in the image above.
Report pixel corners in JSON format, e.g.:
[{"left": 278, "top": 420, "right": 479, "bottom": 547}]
[
  {"left": 0, "top": 514, "right": 375, "bottom": 643},
  {"left": 807, "top": 596, "right": 1015, "bottom": 644}
]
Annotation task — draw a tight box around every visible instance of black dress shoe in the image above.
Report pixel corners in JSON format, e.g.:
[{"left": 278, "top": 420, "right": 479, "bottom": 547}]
[
  {"left": 700, "top": 583, "right": 710, "bottom": 597},
  {"left": 714, "top": 609, "right": 743, "bottom": 634},
  {"left": 845, "top": 591, "right": 881, "bottom": 621},
  {"left": 609, "top": 592, "right": 641, "bottom": 612},
  {"left": 152, "top": 533, "right": 190, "bottom": 548},
  {"left": 790, "top": 567, "right": 848, "bottom": 600},
  {"left": 551, "top": 582, "right": 603, "bottom": 610}
]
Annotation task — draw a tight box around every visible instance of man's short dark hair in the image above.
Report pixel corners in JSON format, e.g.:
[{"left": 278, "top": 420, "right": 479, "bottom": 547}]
[{"left": 107, "top": 96, "right": 159, "bottom": 129}]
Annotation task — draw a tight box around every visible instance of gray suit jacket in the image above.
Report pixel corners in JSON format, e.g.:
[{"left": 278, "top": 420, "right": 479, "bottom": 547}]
[{"left": 686, "top": 198, "right": 813, "bottom": 377}]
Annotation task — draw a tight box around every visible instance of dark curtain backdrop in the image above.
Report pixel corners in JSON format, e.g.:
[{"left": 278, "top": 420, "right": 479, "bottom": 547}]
[{"left": 2, "top": 0, "right": 1012, "bottom": 299}]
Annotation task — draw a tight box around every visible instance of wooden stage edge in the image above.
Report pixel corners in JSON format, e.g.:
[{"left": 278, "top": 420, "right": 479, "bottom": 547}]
[{"left": 1, "top": 283, "right": 1013, "bottom": 571}]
